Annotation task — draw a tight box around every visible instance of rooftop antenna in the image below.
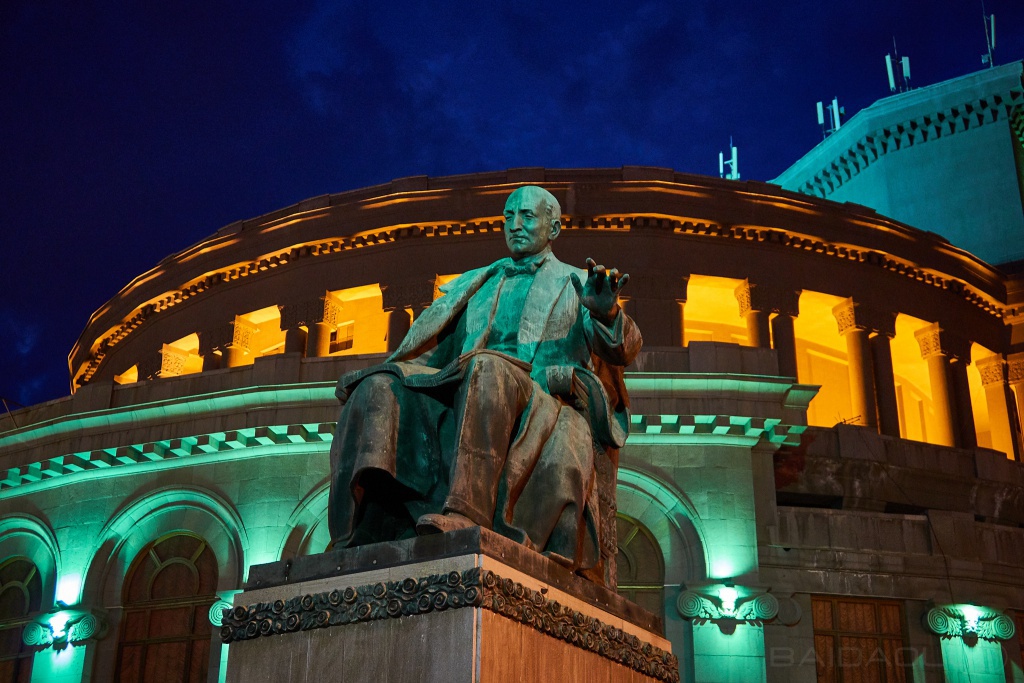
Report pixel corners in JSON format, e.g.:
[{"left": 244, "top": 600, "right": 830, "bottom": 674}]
[
  {"left": 718, "top": 137, "right": 739, "bottom": 180},
  {"left": 981, "top": 1, "right": 996, "bottom": 67},
  {"left": 816, "top": 98, "right": 844, "bottom": 139},
  {"left": 885, "top": 37, "right": 911, "bottom": 93}
]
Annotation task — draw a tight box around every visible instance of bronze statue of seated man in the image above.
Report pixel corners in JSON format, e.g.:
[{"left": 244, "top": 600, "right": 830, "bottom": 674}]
[{"left": 328, "top": 185, "right": 641, "bottom": 582}]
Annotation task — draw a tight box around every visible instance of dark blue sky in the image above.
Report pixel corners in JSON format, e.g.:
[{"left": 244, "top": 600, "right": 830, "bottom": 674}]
[{"left": 2, "top": 1, "right": 1022, "bottom": 408}]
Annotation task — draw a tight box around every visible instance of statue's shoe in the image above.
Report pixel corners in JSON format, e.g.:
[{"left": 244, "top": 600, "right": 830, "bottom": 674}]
[{"left": 415, "top": 512, "right": 477, "bottom": 535}]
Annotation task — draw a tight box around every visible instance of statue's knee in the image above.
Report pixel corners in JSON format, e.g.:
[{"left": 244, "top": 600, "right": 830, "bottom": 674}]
[{"left": 466, "top": 353, "right": 515, "bottom": 379}]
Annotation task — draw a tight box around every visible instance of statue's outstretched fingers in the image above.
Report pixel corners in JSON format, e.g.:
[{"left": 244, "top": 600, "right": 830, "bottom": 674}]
[
  {"left": 570, "top": 273, "right": 585, "bottom": 297},
  {"left": 617, "top": 273, "right": 630, "bottom": 290}
]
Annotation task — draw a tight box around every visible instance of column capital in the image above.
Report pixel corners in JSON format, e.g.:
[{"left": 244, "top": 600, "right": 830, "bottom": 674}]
[
  {"left": 280, "top": 296, "right": 343, "bottom": 330},
  {"left": 199, "top": 318, "right": 259, "bottom": 356},
  {"left": 618, "top": 271, "right": 689, "bottom": 302},
  {"left": 832, "top": 298, "right": 896, "bottom": 337},
  {"left": 914, "top": 323, "right": 970, "bottom": 361},
  {"left": 734, "top": 281, "right": 800, "bottom": 317},
  {"left": 1007, "top": 353, "right": 1024, "bottom": 384},
  {"left": 158, "top": 344, "right": 189, "bottom": 378},
  {"left": 381, "top": 279, "right": 437, "bottom": 311},
  {"left": 975, "top": 355, "right": 1008, "bottom": 387}
]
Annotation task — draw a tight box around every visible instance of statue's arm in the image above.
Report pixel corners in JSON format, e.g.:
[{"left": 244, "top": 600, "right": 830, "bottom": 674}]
[{"left": 584, "top": 308, "right": 642, "bottom": 367}]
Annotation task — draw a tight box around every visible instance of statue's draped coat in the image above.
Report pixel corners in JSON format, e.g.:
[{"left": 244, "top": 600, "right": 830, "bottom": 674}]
[{"left": 329, "top": 253, "right": 641, "bottom": 579}]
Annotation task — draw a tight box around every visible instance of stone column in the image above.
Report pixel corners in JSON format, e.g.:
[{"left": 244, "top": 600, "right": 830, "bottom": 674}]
[
  {"left": 975, "top": 355, "right": 1022, "bottom": 460},
  {"left": 618, "top": 272, "right": 687, "bottom": 347},
  {"left": 382, "top": 279, "right": 436, "bottom": 353},
  {"left": 832, "top": 300, "right": 898, "bottom": 432},
  {"left": 281, "top": 296, "right": 344, "bottom": 358},
  {"left": 914, "top": 324, "right": 971, "bottom": 448},
  {"left": 735, "top": 281, "right": 771, "bottom": 348},
  {"left": 157, "top": 344, "right": 189, "bottom": 378},
  {"left": 1009, "top": 354, "right": 1024, "bottom": 461},
  {"left": 735, "top": 281, "right": 801, "bottom": 377},
  {"left": 224, "top": 317, "right": 258, "bottom": 367},
  {"left": 870, "top": 332, "right": 901, "bottom": 437},
  {"left": 835, "top": 303, "right": 876, "bottom": 428}
]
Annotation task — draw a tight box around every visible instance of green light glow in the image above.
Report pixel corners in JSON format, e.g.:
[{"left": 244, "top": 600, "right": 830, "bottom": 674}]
[
  {"left": 961, "top": 605, "right": 981, "bottom": 631},
  {"left": 719, "top": 586, "right": 738, "bottom": 615},
  {"left": 55, "top": 576, "right": 81, "bottom": 605},
  {"left": 48, "top": 610, "right": 71, "bottom": 637}
]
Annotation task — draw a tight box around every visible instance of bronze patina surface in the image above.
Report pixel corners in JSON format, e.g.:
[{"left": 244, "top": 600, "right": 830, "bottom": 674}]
[{"left": 329, "top": 186, "right": 641, "bottom": 585}]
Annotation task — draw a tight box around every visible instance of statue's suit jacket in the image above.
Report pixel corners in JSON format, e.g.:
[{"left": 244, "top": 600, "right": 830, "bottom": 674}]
[
  {"left": 332, "top": 251, "right": 641, "bottom": 576},
  {"left": 376, "top": 252, "right": 642, "bottom": 450}
]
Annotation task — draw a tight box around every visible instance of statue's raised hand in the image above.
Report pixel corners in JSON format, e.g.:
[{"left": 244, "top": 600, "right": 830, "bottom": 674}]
[{"left": 570, "top": 257, "right": 629, "bottom": 325}]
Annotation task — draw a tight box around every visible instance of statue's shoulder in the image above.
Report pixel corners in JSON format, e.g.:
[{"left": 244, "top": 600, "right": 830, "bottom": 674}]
[
  {"left": 545, "top": 255, "right": 586, "bottom": 282},
  {"left": 437, "top": 263, "right": 500, "bottom": 296}
]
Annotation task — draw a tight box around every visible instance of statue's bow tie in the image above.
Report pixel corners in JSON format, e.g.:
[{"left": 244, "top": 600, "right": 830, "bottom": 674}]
[{"left": 503, "top": 260, "right": 542, "bottom": 277}]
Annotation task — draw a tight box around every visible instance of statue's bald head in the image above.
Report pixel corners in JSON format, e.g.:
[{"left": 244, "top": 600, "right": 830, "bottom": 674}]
[{"left": 503, "top": 186, "right": 562, "bottom": 258}]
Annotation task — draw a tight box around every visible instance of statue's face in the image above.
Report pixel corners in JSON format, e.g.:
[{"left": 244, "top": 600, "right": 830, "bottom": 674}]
[{"left": 503, "top": 187, "right": 561, "bottom": 258}]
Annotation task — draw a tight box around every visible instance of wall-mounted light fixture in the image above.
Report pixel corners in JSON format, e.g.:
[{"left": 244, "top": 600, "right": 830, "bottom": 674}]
[
  {"left": 676, "top": 581, "right": 779, "bottom": 634},
  {"left": 22, "top": 602, "right": 107, "bottom": 650},
  {"left": 923, "top": 603, "right": 1016, "bottom": 645}
]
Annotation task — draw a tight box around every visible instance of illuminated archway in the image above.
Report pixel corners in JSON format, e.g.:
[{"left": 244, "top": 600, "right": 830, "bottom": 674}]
[
  {"left": 83, "top": 485, "right": 248, "bottom": 608},
  {"left": 277, "top": 481, "right": 331, "bottom": 561},
  {"left": 0, "top": 514, "right": 59, "bottom": 605}
]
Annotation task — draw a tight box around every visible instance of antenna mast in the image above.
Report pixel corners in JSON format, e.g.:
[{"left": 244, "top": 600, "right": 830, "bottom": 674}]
[
  {"left": 885, "top": 37, "right": 911, "bottom": 93},
  {"left": 982, "top": 1, "right": 996, "bottom": 67},
  {"left": 718, "top": 137, "right": 739, "bottom": 180},
  {"left": 816, "top": 98, "right": 844, "bottom": 139}
]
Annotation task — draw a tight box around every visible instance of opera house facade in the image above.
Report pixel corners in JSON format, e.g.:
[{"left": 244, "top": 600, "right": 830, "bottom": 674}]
[{"left": 1, "top": 65, "right": 1023, "bottom": 682}]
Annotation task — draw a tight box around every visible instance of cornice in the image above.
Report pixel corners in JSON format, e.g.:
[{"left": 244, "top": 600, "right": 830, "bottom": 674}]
[
  {"left": 69, "top": 213, "right": 1009, "bottom": 391},
  {"left": 790, "top": 88, "right": 1024, "bottom": 199}
]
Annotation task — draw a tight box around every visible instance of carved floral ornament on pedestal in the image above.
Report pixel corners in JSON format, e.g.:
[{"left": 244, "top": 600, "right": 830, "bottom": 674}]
[
  {"left": 22, "top": 602, "right": 108, "bottom": 650},
  {"left": 923, "top": 603, "right": 1016, "bottom": 645},
  {"left": 676, "top": 582, "right": 781, "bottom": 634}
]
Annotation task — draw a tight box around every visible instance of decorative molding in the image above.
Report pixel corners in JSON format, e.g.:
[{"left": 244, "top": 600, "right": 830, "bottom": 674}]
[
  {"left": 1007, "top": 358, "right": 1024, "bottom": 384},
  {"left": 23, "top": 603, "right": 108, "bottom": 650},
  {"left": 0, "top": 423, "right": 336, "bottom": 496},
  {"left": 231, "top": 317, "right": 259, "bottom": 349},
  {"left": 280, "top": 296, "right": 343, "bottom": 330},
  {"left": 72, "top": 211, "right": 1009, "bottom": 390},
  {"left": 208, "top": 599, "right": 234, "bottom": 627},
  {"left": 381, "top": 280, "right": 437, "bottom": 310},
  {"left": 914, "top": 324, "right": 969, "bottom": 361},
  {"left": 676, "top": 583, "right": 779, "bottom": 633},
  {"left": 220, "top": 567, "right": 679, "bottom": 683},
  {"left": 832, "top": 298, "right": 896, "bottom": 337},
  {"left": 923, "top": 604, "right": 1016, "bottom": 642},
  {"left": 792, "top": 90, "right": 1024, "bottom": 199},
  {"left": 618, "top": 272, "right": 688, "bottom": 302},
  {"left": 975, "top": 355, "right": 1007, "bottom": 387},
  {"left": 630, "top": 414, "right": 806, "bottom": 447},
  {"left": 158, "top": 345, "right": 190, "bottom": 378},
  {"left": 734, "top": 281, "right": 800, "bottom": 317}
]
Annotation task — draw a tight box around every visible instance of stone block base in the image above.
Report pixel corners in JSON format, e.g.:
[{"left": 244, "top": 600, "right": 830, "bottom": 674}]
[{"left": 222, "top": 528, "right": 677, "bottom": 682}]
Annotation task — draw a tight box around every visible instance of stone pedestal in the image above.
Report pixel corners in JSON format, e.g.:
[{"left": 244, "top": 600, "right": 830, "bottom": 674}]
[{"left": 223, "top": 528, "right": 677, "bottom": 683}]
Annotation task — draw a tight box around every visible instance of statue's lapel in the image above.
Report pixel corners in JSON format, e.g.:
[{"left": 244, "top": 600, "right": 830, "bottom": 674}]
[
  {"left": 464, "top": 267, "right": 505, "bottom": 351},
  {"left": 388, "top": 264, "right": 498, "bottom": 361},
  {"left": 518, "top": 258, "right": 572, "bottom": 361}
]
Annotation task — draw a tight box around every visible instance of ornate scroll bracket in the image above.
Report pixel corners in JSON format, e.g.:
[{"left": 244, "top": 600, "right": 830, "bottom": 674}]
[
  {"left": 22, "top": 601, "right": 108, "bottom": 650},
  {"left": 221, "top": 567, "right": 679, "bottom": 683},
  {"left": 923, "top": 603, "right": 1016, "bottom": 644},
  {"left": 676, "top": 582, "right": 779, "bottom": 634}
]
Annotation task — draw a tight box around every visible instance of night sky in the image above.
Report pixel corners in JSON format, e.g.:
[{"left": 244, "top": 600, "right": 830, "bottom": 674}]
[{"left": 2, "top": 1, "right": 1023, "bottom": 409}]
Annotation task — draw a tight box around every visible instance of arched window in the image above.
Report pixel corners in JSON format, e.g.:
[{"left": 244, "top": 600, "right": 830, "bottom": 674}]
[
  {"left": 115, "top": 533, "right": 219, "bottom": 683},
  {"left": 615, "top": 515, "right": 665, "bottom": 620},
  {"left": 0, "top": 558, "right": 42, "bottom": 683}
]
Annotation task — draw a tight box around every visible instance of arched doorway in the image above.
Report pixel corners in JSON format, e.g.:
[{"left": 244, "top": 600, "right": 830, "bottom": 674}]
[
  {"left": 0, "top": 558, "right": 42, "bottom": 682},
  {"left": 114, "top": 533, "right": 219, "bottom": 682}
]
